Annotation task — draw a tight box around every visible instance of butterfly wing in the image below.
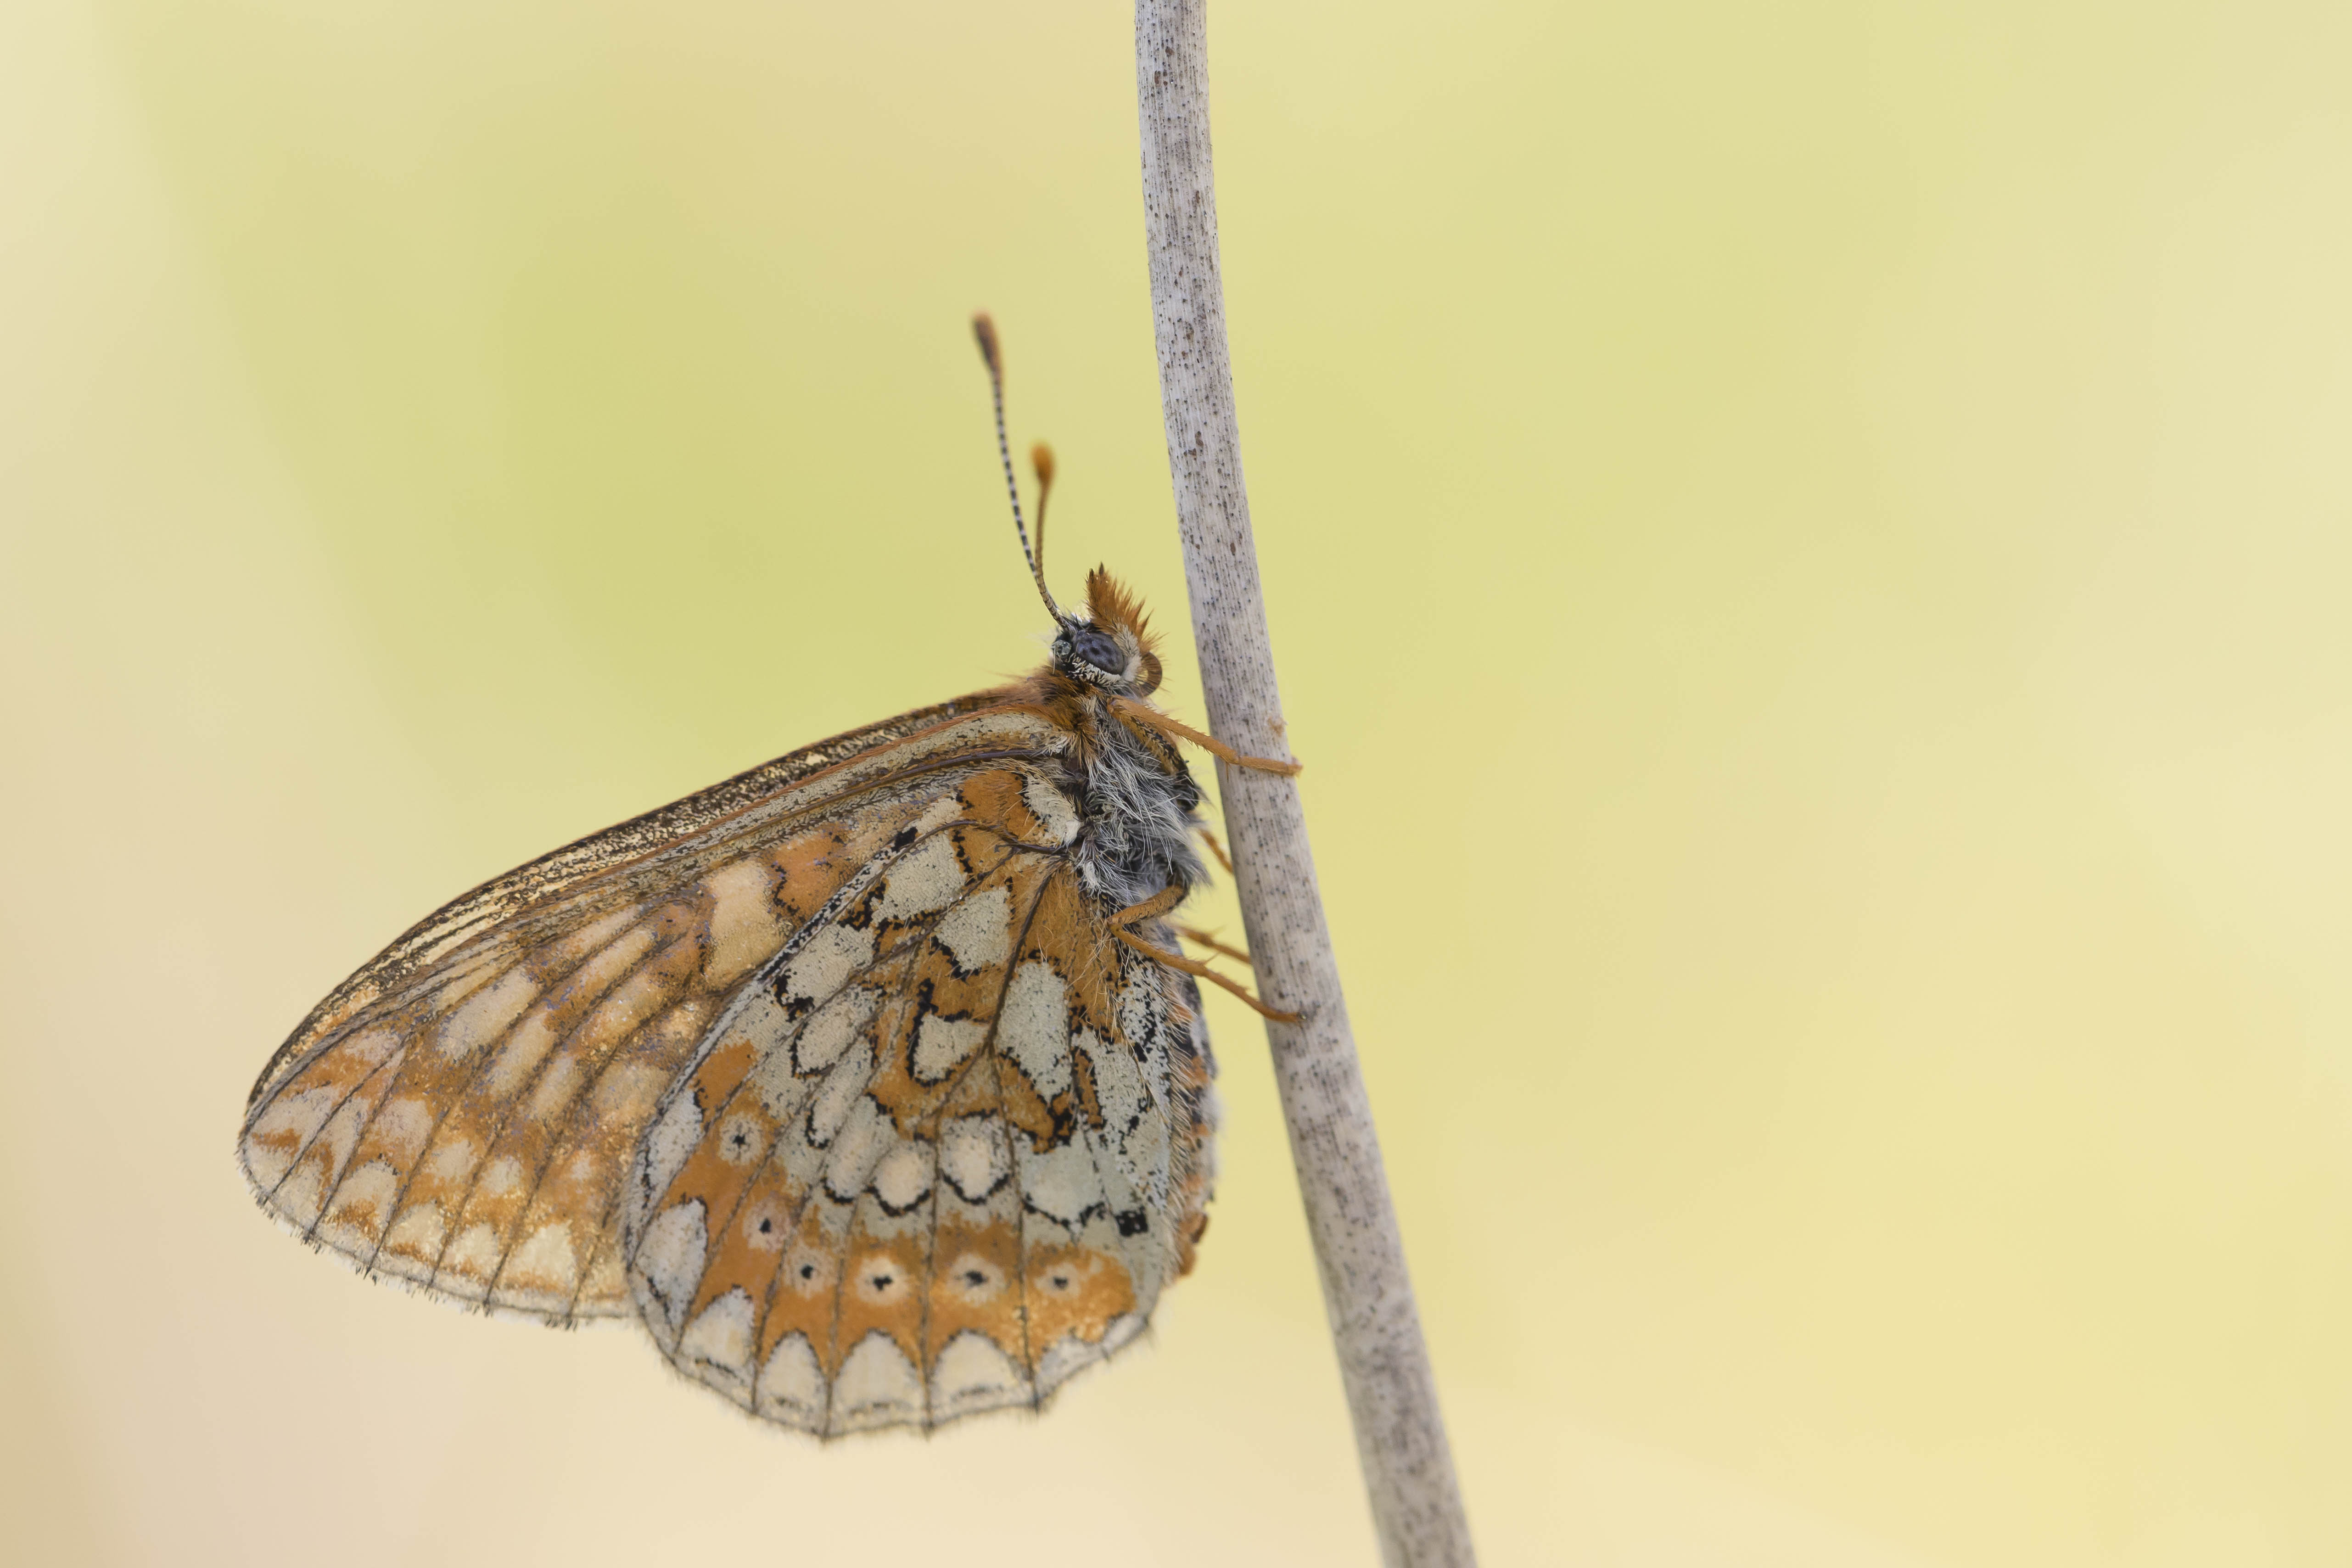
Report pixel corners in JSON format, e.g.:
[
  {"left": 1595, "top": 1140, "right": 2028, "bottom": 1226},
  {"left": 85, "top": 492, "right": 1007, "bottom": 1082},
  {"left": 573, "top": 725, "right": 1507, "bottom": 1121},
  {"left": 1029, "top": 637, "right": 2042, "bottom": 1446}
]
[
  {"left": 236, "top": 697, "right": 1069, "bottom": 1321},
  {"left": 624, "top": 764, "right": 1220, "bottom": 1434}
]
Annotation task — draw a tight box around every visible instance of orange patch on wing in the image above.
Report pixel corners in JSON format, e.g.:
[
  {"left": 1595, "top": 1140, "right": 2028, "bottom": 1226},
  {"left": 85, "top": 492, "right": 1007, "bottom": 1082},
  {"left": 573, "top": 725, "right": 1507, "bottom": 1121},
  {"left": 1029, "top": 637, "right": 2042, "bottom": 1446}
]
[
  {"left": 925, "top": 1216, "right": 1026, "bottom": 1366},
  {"left": 835, "top": 1229, "right": 928, "bottom": 1371},
  {"left": 1022, "top": 1243, "right": 1137, "bottom": 1352},
  {"left": 761, "top": 1202, "right": 853, "bottom": 1372},
  {"left": 953, "top": 768, "right": 1055, "bottom": 845},
  {"left": 1022, "top": 875, "right": 1122, "bottom": 1036}
]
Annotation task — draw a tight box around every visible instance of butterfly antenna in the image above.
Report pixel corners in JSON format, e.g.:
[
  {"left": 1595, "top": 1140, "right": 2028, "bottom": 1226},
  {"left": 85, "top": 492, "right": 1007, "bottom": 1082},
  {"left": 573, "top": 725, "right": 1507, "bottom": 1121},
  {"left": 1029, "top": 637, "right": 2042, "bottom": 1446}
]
[
  {"left": 1030, "top": 441, "right": 1056, "bottom": 578},
  {"left": 971, "top": 314, "right": 1065, "bottom": 624}
]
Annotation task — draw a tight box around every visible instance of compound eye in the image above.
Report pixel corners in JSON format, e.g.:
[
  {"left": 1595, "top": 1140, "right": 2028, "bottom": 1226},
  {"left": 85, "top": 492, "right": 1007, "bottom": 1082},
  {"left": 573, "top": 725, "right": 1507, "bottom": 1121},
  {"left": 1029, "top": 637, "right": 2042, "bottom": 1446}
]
[{"left": 1069, "top": 624, "right": 1126, "bottom": 675}]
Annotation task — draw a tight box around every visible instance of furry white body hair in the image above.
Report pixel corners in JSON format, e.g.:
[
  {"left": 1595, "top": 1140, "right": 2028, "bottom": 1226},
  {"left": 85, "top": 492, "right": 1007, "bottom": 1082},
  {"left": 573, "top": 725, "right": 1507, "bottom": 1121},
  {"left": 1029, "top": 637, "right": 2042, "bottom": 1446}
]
[{"left": 1064, "top": 700, "right": 1208, "bottom": 911}]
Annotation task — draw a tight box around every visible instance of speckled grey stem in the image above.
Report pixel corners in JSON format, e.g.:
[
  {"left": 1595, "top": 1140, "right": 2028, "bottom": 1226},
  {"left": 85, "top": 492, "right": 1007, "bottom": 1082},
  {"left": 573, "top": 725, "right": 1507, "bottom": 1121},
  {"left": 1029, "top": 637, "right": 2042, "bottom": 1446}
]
[{"left": 1133, "top": 5, "right": 1475, "bottom": 1563}]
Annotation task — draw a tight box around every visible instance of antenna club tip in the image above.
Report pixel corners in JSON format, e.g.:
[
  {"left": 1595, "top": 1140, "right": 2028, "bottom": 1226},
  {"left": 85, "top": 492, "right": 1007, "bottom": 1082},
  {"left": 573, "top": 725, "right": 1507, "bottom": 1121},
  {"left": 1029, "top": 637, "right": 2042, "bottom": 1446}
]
[
  {"left": 971, "top": 313, "right": 1001, "bottom": 371},
  {"left": 1030, "top": 441, "right": 1055, "bottom": 485}
]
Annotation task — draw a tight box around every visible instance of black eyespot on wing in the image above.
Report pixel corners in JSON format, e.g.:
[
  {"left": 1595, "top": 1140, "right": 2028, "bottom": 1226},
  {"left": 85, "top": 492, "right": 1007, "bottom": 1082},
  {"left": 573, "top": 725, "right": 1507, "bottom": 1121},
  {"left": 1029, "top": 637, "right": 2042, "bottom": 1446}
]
[{"left": 1069, "top": 624, "right": 1125, "bottom": 674}]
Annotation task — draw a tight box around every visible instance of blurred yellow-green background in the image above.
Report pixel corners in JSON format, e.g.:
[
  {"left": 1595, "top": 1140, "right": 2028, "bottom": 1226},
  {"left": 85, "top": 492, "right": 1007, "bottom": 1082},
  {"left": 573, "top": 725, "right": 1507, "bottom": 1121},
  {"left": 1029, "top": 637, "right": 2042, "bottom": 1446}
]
[{"left": 7, "top": 1, "right": 2352, "bottom": 1563}]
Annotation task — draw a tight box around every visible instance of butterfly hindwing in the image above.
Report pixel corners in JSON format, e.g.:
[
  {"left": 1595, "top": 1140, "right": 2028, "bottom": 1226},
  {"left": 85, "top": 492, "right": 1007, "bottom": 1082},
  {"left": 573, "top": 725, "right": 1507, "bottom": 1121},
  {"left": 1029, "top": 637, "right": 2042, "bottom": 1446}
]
[
  {"left": 238, "top": 703, "right": 1070, "bottom": 1321},
  {"left": 626, "top": 763, "right": 1221, "bottom": 1434}
]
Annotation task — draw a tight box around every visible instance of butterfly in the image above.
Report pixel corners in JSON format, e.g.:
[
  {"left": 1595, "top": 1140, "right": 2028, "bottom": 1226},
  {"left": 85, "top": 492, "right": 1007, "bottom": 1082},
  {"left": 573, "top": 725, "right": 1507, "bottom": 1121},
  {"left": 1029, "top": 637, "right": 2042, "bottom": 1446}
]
[{"left": 238, "top": 316, "right": 1300, "bottom": 1438}]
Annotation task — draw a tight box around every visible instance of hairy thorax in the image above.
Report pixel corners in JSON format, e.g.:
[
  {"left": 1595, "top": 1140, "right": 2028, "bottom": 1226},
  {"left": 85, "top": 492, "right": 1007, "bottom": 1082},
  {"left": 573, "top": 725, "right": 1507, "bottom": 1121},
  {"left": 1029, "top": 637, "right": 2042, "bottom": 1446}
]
[{"left": 1064, "top": 697, "right": 1205, "bottom": 912}]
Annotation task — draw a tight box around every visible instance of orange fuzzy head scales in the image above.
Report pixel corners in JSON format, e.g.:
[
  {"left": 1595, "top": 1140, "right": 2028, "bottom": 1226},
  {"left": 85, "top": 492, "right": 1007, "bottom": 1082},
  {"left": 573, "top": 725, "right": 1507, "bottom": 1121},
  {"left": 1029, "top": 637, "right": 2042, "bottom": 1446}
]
[{"left": 1081, "top": 568, "right": 1165, "bottom": 694}]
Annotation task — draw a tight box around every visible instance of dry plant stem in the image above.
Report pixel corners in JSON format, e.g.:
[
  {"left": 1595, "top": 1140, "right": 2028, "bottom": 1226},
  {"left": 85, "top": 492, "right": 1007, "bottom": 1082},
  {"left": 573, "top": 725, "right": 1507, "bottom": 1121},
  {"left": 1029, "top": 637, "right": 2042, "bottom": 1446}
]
[{"left": 1133, "top": 4, "right": 1476, "bottom": 1564}]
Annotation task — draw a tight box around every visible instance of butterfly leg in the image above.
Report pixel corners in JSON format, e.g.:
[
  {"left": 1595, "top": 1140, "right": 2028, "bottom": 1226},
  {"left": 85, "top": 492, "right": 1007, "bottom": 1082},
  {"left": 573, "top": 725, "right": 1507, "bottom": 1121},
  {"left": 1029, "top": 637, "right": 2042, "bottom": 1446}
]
[
  {"left": 1196, "top": 825, "right": 1236, "bottom": 875},
  {"left": 1176, "top": 926, "right": 1252, "bottom": 968},
  {"left": 1110, "top": 889, "right": 1299, "bottom": 1023},
  {"left": 1109, "top": 697, "right": 1302, "bottom": 777}
]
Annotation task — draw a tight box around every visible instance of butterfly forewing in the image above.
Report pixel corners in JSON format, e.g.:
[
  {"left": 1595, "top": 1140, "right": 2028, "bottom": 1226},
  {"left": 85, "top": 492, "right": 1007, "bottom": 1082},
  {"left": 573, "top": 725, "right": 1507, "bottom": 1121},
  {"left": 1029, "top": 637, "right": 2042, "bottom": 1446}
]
[
  {"left": 237, "top": 702, "right": 1071, "bottom": 1322},
  {"left": 627, "top": 763, "right": 1221, "bottom": 1434}
]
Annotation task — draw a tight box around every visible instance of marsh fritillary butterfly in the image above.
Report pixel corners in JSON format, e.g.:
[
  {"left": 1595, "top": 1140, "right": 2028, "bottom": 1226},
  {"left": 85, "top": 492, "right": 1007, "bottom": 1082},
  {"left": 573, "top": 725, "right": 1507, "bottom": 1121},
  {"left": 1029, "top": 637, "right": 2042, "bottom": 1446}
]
[{"left": 238, "top": 318, "right": 1299, "bottom": 1436}]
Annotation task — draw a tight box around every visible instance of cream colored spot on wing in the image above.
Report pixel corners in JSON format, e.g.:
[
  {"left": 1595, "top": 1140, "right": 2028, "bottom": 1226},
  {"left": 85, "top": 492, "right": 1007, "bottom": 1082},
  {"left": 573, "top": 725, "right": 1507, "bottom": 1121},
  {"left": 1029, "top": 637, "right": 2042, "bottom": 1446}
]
[
  {"left": 549, "top": 905, "right": 643, "bottom": 966},
  {"left": 1020, "top": 1139, "right": 1102, "bottom": 1227},
  {"left": 1074, "top": 1028, "right": 1149, "bottom": 1134},
  {"left": 437, "top": 970, "right": 537, "bottom": 1061},
  {"left": 442, "top": 1222, "right": 502, "bottom": 1281},
  {"left": 634, "top": 1200, "right": 708, "bottom": 1338},
  {"left": 371, "top": 1097, "right": 435, "bottom": 1163},
  {"left": 482, "top": 1013, "right": 559, "bottom": 1101},
  {"left": 756, "top": 1332, "right": 825, "bottom": 1426},
  {"left": 314, "top": 1092, "right": 369, "bottom": 1176},
  {"left": 526, "top": 1056, "right": 585, "bottom": 1122},
  {"left": 780, "top": 1240, "right": 836, "bottom": 1299},
  {"left": 805, "top": 1042, "right": 876, "bottom": 1148},
  {"left": 583, "top": 962, "right": 671, "bottom": 1052},
  {"left": 478, "top": 1155, "right": 526, "bottom": 1200},
  {"left": 1022, "top": 773, "right": 1081, "bottom": 845},
  {"left": 792, "top": 985, "right": 878, "bottom": 1077},
  {"left": 639, "top": 1088, "right": 705, "bottom": 1208},
  {"left": 1000, "top": 962, "right": 1072, "bottom": 1098},
  {"left": 821, "top": 1096, "right": 892, "bottom": 1199},
  {"left": 382, "top": 1202, "right": 446, "bottom": 1261},
  {"left": 276, "top": 1159, "right": 326, "bottom": 1228},
  {"left": 851, "top": 1252, "right": 915, "bottom": 1307},
  {"left": 911, "top": 791, "right": 968, "bottom": 836},
  {"left": 939, "top": 1116, "right": 1007, "bottom": 1203},
  {"left": 783, "top": 926, "right": 877, "bottom": 1010},
  {"left": 833, "top": 1331, "right": 923, "bottom": 1431},
  {"left": 703, "top": 859, "right": 785, "bottom": 987},
  {"left": 942, "top": 1252, "right": 1006, "bottom": 1305},
  {"left": 427, "top": 1135, "right": 481, "bottom": 1185},
  {"left": 504, "top": 1221, "right": 578, "bottom": 1293},
  {"left": 740, "top": 1197, "right": 790, "bottom": 1252},
  {"left": 321, "top": 1158, "right": 400, "bottom": 1243},
  {"left": 911, "top": 1012, "right": 988, "bottom": 1083},
  {"left": 931, "top": 1330, "right": 1026, "bottom": 1416},
  {"left": 872, "top": 834, "right": 964, "bottom": 924},
  {"left": 934, "top": 885, "right": 1012, "bottom": 972},
  {"left": 870, "top": 1141, "right": 935, "bottom": 1214},
  {"left": 679, "top": 1288, "right": 757, "bottom": 1389},
  {"left": 317, "top": 1025, "right": 401, "bottom": 1081},
  {"left": 244, "top": 1088, "right": 336, "bottom": 1186},
  {"left": 247, "top": 1088, "right": 332, "bottom": 1150},
  {"left": 716, "top": 1109, "right": 766, "bottom": 1167}
]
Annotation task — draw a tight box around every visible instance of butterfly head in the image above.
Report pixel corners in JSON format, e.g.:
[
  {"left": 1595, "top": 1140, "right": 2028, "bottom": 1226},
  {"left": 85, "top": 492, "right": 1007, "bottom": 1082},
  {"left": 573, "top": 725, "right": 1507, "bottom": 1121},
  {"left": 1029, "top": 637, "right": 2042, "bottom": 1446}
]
[{"left": 1053, "top": 567, "right": 1164, "bottom": 695}]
